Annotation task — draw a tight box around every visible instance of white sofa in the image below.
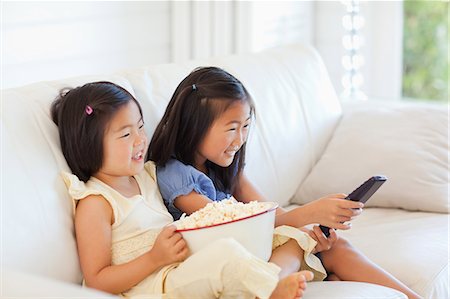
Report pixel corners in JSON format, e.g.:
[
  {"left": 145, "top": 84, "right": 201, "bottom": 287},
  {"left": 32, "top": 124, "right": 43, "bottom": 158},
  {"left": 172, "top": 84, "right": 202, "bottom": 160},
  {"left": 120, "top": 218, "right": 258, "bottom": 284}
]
[{"left": 2, "top": 44, "right": 448, "bottom": 299}]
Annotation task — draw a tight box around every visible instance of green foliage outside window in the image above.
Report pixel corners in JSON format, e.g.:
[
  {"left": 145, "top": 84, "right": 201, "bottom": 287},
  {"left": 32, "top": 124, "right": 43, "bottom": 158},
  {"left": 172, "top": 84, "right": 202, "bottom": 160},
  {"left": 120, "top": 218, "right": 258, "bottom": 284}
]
[{"left": 403, "top": 0, "right": 449, "bottom": 102}]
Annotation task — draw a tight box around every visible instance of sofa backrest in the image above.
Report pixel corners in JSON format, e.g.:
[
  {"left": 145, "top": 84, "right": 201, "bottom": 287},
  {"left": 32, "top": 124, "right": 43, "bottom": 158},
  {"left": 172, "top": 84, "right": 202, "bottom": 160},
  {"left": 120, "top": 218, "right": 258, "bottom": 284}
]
[
  {"left": 128, "top": 45, "right": 342, "bottom": 206},
  {"left": 1, "top": 44, "right": 341, "bottom": 283}
]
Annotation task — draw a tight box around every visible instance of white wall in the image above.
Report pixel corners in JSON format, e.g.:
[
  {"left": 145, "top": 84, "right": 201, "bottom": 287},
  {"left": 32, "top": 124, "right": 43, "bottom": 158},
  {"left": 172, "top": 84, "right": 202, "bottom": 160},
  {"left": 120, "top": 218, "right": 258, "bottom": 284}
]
[
  {"left": 2, "top": 1, "right": 171, "bottom": 89},
  {"left": 1, "top": 1, "right": 313, "bottom": 89},
  {"left": 2, "top": 1, "right": 403, "bottom": 99}
]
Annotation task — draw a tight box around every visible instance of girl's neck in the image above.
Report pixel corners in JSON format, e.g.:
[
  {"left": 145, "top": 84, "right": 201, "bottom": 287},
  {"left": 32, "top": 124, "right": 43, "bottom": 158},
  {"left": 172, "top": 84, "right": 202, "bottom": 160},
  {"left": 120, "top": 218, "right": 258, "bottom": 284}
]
[
  {"left": 93, "top": 173, "right": 141, "bottom": 198},
  {"left": 194, "top": 162, "right": 208, "bottom": 175},
  {"left": 193, "top": 154, "right": 208, "bottom": 174}
]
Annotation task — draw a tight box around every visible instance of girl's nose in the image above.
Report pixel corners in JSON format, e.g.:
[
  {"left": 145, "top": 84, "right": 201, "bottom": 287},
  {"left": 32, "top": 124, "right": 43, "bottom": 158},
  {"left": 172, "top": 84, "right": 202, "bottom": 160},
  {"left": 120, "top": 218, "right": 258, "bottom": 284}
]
[
  {"left": 134, "top": 135, "right": 147, "bottom": 147},
  {"left": 236, "top": 130, "right": 246, "bottom": 146}
]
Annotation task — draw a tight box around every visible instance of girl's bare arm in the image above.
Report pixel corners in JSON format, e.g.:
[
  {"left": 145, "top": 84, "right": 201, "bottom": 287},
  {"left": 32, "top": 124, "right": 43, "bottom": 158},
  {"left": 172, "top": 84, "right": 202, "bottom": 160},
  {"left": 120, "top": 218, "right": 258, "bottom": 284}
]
[
  {"left": 75, "top": 195, "right": 182, "bottom": 294},
  {"left": 174, "top": 191, "right": 213, "bottom": 215},
  {"left": 233, "top": 173, "right": 363, "bottom": 228}
]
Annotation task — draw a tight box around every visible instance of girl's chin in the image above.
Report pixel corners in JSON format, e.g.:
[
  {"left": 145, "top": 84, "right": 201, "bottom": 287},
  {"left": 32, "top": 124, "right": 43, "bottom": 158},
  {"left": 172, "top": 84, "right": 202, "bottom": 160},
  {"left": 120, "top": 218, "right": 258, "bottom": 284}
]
[
  {"left": 218, "top": 158, "right": 234, "bottom": 168},
  {"left": 208, "top": 155, "right": 235, "bottom": 168},
  {"left": 131, "top": 159, "right": 145, "bottom": 170}
]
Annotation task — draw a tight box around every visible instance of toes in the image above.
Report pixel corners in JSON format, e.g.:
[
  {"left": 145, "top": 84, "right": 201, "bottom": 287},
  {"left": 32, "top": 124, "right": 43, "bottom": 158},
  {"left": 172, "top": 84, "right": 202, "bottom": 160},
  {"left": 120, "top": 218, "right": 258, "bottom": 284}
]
[
  {"left": 300, "top": 270, "right": 314, "bottom": 281},
  {"left": 296, "top": 288, "right": 305, "bottom": 299}
]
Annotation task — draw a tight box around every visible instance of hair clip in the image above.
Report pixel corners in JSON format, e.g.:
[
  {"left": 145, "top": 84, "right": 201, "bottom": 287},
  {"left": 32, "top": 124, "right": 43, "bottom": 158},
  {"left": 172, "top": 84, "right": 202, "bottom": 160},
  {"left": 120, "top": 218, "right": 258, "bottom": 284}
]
[
  {"left": 85, "top": 105, "right": 93, "bottom": 115},
  {"left": 192, "top": 84, "right": 197, "bottom": 91}
]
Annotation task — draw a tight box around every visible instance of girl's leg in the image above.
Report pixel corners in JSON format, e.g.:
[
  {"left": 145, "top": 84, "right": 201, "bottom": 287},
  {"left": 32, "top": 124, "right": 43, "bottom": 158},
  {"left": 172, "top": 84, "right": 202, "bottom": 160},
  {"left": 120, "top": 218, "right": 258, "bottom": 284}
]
[
  {"left": 320, "top": 238, "right": 422, "bottom": 299},
  {"left": 164, "top": 238, "right": 279, "bottom": 298},
  {"left": 269, "top": 239, "right": 304, "bottom": 278},
  {"left": 165, "top": 238, "right": 313, "bottom": 299},
  {"left": 268, "top": 239, "right": 316, "bottom": 298}
]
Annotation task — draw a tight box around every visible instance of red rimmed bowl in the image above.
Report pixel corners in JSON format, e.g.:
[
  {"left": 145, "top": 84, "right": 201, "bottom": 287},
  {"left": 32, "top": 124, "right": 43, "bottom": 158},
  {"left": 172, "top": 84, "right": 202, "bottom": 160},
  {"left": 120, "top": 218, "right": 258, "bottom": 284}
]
[{"left": 174, "top": 201, "right": 278, "bottom": 261}]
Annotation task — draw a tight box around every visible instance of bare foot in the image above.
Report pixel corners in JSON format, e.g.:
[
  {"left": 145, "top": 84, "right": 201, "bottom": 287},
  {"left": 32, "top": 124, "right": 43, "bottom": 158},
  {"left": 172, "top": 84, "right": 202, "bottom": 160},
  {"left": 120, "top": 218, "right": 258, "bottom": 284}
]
[{"left": 269, "top": 270, "right": 314, "bottom": 299}]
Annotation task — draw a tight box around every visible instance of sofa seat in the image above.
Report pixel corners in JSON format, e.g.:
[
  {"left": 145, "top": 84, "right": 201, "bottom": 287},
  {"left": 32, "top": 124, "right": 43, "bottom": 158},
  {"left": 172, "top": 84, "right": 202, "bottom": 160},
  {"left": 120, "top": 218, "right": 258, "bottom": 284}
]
[
  {"left": 339, "top": 208, "right": 449, "bottom": 299},
  {"left": 304, "top": 281, "right": 407, "bottom": 299},
  {"left": 2, "top": 269, "right": 408, "bottom": 299},
  {"left": 286, "top": 204, "right": 449, "bottom": 299}
]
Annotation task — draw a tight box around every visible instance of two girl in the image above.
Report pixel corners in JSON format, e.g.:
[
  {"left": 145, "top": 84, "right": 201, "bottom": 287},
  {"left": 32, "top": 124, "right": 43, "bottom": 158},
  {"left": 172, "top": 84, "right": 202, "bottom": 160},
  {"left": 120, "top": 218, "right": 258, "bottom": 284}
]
[
  {"left": 51, "top": 81, "right": 313, "bottom": 299},
  {"left": 149, "top": 67, "right": 421, "bottom": 299}
]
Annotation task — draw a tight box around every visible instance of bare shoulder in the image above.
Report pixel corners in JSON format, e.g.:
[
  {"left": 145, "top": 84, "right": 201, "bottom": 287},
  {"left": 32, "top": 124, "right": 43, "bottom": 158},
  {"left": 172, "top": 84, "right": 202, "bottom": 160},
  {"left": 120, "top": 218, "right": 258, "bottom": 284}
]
[{"left": 75, "top": 194, "right": 114, "bottom": 225}]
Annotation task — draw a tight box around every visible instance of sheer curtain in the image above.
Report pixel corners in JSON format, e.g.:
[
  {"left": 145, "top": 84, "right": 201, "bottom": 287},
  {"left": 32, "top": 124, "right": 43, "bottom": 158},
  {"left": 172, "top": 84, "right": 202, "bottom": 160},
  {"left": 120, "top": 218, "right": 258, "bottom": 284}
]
[{"left": 170, "top": 1, "right": 313, "bottom": 62}]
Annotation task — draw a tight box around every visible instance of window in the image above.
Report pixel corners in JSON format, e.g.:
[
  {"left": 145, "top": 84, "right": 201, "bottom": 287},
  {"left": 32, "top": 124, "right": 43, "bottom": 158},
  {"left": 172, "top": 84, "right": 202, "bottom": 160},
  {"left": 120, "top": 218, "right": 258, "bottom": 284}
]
[{"left": 402, "top": 0, "right": 448, "bottom": 102}]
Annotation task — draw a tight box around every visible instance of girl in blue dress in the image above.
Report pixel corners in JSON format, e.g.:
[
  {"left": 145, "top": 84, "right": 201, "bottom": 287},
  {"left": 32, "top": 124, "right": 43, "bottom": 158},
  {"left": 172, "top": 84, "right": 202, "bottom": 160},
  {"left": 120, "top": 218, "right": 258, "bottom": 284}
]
[{"left": 148, "top": 67, "right": 421, "bottom": 299}]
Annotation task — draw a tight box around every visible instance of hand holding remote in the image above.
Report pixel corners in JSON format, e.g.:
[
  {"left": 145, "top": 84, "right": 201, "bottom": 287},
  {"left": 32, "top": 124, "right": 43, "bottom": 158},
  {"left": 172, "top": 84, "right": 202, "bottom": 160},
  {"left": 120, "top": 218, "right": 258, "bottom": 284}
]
[{"left": 319, "top": 176, "right": 387, "bottom": 237}]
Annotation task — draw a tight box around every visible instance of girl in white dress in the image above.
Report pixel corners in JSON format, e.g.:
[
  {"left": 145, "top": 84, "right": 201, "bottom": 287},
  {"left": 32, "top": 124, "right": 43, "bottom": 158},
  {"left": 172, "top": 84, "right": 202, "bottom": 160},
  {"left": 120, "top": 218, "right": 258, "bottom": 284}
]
[{"left": 51, "top": 81, "right": 313, "bottom": 299}]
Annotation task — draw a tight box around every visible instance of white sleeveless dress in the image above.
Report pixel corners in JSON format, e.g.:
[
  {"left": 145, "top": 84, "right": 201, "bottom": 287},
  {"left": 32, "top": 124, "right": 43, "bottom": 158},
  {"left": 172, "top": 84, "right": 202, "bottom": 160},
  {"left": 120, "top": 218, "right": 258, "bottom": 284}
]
[{"left": 63, "top": 162, "right": 325, "bottom": 298}]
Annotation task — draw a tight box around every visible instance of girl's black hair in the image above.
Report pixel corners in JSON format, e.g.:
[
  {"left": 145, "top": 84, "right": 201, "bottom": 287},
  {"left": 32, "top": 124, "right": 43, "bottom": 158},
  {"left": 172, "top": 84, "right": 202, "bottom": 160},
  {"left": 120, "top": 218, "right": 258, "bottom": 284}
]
[
  {"left": 148, "top": 66, "right": 255, "bottom": 193},
  {"left": 51, "top": 81, "right": 142, "bottom": 182}
]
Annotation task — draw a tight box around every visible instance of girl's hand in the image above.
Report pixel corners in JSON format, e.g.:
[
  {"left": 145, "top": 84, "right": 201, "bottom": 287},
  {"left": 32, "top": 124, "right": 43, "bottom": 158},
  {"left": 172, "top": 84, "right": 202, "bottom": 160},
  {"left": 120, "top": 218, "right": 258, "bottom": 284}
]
[
  {"left": 308, "top": 194, "right": 363, "bottom": 230},
  {"left": 149, "top": 225, "right": 189, "bottom": 268},
  {"left": 305, "top": 225, "right": 338, "bottom": 254}
]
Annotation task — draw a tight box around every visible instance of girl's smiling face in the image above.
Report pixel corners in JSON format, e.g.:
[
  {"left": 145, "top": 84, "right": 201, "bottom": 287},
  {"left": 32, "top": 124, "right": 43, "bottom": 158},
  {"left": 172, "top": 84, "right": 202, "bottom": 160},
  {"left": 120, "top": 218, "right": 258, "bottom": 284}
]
[
  {"left": 96, "top": 101, "right": 148, "bottom": 181},
  {"left": 195, "top": 100, "right": 251, "bottom": 172}
]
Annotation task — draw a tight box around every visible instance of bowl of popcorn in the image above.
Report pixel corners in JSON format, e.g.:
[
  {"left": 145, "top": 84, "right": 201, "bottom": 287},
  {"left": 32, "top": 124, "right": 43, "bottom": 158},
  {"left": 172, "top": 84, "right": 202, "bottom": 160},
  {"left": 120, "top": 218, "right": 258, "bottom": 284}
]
[{"left": 174, "top": 198, "right": 278, "bottom": 261}]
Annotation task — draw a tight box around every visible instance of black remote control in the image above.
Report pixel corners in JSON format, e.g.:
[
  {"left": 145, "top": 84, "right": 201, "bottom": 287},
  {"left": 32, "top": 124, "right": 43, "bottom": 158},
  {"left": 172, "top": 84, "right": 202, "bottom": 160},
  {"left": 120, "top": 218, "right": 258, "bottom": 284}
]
[{"left": 319, "top": 175, "right": 387, "bottom": 237}]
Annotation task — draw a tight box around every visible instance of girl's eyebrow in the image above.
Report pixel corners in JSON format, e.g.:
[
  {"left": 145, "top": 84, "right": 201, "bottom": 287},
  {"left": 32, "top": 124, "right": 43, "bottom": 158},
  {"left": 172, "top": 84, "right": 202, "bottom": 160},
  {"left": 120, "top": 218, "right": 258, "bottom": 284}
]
[
  {"left": 114, "top": 124, "right": 133, "bottom": 132},
  {"left": 225, "top": 116, "right": 251, "bottom": 125},
  {"left": 114, "top": 118, "right": 143, "bottom": 132}
]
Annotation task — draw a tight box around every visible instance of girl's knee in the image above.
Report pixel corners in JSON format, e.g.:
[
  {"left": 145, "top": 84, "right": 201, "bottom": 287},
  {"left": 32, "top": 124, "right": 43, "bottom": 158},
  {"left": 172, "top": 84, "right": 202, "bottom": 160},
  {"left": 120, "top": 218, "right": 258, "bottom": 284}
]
[
  {"left": 322, "top": 237, "right": 354, "bottom": 261},
  {"left": 326, "top": 237, "right": 363, "bottom": 262},
  {"left": 334, "top": 237, "right": 353, "bottom": 251}
]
